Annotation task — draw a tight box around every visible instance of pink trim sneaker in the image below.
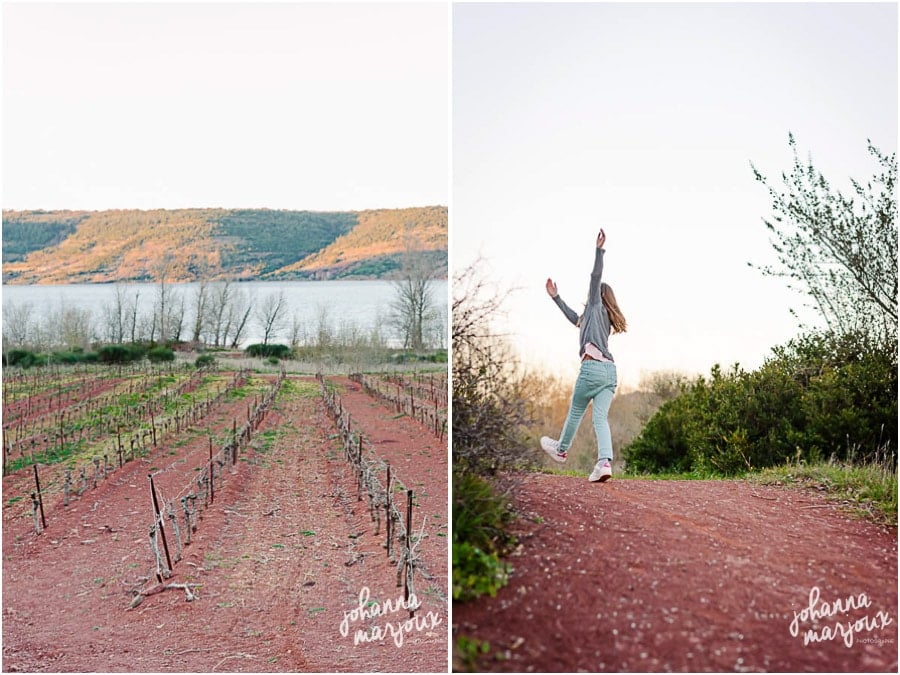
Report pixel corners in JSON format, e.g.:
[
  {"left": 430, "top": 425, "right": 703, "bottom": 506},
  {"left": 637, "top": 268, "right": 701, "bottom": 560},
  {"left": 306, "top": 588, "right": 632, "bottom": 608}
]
[
  {"left": 541, "top": 436, "right": 567, "bottom": 463},
  {"left": 589, "top": 460, "right": 612, "bottom": 482}
]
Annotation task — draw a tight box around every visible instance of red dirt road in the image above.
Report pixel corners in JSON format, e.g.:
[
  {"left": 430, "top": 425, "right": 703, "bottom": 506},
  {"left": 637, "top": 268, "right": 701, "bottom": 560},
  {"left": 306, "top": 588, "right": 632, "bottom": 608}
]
[
  {"left": 453, "top": 473, "right": 898, "bottom": 672},
  {"left": 2, "top": 376, "right": 446, "bottom": 672}
]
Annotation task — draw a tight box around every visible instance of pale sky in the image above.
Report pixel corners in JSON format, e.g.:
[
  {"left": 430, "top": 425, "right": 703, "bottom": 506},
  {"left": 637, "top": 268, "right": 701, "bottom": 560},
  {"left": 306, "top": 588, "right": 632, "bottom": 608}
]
[
  {"left": 2, "top": 2, "right": 449, "bottom": 211},
  {"left": 452, "top": 2, "right": 898, "bottom": 389}
]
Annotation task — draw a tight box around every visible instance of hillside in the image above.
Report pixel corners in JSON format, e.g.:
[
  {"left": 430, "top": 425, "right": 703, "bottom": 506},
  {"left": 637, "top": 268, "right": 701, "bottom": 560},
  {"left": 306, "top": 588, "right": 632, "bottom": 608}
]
[
  {"left": 276, "top": 206, "right": 448, "bottom": 279},
  {"left": 1, "top": 206, "right": 447, "bottom": 284}
]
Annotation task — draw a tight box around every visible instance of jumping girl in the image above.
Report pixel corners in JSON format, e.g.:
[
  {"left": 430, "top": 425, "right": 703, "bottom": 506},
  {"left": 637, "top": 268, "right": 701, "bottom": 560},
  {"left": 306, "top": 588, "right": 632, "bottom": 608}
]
[{"left": 541, "top": 228, "right": 627, "bottom": 482}]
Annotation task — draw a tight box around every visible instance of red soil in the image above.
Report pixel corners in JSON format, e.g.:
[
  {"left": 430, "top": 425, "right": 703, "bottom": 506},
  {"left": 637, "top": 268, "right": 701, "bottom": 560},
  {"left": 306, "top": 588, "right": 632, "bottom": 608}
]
[
  {"left": 453, "top": 473, "right": 898, "bottom": 672},
  {"left": 2, "top": 375, "right": 447, "bottom": 672}
]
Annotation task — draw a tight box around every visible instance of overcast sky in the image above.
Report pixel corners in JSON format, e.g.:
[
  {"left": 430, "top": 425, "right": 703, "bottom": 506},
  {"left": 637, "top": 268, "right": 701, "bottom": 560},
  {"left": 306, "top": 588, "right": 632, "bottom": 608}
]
[
  {"left": 2, "top": 2, "right": 449, "bottom": 211},
  {"left": 453, "top": 1, "right": 898, "bottom": 389}
]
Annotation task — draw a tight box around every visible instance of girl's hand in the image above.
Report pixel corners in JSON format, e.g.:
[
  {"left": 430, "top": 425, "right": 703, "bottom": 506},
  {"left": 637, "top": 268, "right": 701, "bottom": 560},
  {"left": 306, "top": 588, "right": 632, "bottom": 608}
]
[
  {"left": 597, "top": 229, "right": 606, "bottom": 249},
  {"left": 546, "top": 278, "right": 558, "bottom": 297}
]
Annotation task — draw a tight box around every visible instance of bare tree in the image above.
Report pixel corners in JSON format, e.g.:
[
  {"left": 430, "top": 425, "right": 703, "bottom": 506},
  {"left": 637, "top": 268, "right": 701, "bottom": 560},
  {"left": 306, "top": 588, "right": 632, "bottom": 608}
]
[
  {"left": 227, "top": 287, "right": 254, "bottom": 349},
  {"left": 190, "top": 279, "right": 210, "bottom": 344},
  {"left": 2, "top": 301, "right": 34, "bottom": 350},
  {"left": 391, "top": 237, "right": 438, "bottom": 351},
  {"left": 315, "top": 304, "right": 332, "bottom": 349},
  {"left": 100, "top": 284, "right": 129, "bottom": 343},
  {"left": 127, "top": 288, "right": 141, "bottom": 343},
  {"left": 206, "top": 281, "right": 232, "bottom": 347},
  {"left": 289, "top": 312, "right": 305, "bottom": 348},
  {"left": 453, "top": 259, "right": 532, "bottom": 474},
  {"left": 255, "top": 290, "right": 287, "bottom": 345},
  {"left": 53, "top": 304, "right": 94, "bottom": 350},
  {"left": 153, "top": 257, "right": 182, "bottom": 344}
]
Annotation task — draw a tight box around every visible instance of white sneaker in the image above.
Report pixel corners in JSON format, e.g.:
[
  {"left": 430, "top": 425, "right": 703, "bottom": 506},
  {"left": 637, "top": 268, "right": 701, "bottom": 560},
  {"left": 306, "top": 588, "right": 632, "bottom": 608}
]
[
  {"left": 541, "top": 436, "right": 567, "bottom": 463},
  {"left": 589, "top": 459, "right": 612, "bottom": 482}
]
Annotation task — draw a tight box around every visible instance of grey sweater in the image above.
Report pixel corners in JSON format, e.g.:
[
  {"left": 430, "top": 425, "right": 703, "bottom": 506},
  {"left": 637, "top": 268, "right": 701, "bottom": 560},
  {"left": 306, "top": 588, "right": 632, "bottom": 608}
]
[{"left": 552, "top": 247, "right": 614, "bottom": 362}]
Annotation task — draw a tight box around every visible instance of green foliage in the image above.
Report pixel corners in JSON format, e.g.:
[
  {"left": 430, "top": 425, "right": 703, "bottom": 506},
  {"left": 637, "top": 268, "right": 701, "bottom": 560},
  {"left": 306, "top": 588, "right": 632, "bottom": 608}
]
[
  {"left": 390, "top": 349, "right": 448, "bottom": 364},
  {"left": 51, "top": 350, "right": 99, "bottom": 364},
  {"left": 195, "top": 354, "right": 217, "bottom": 370},
  {"left": 147, "top": 346, "right": 175, "bottom": 363},
  {"left": 246, "top": 343, "right": 292, "bottom": 359},
  {"left": 454, "top": 636, "right": 492, "bottom": 672},
  {"left": 1, "top": 211, "right": 86, "bottom": 263},
  {"left": 3, "top": 349, "right": 47, "bottom": 368},
  {"left": 751, "top": 135, "right": 897, "bottom": 343},
  {"left": 625, "top": 330, "right": 897, "bottom": 476},
  {"left": 214, "top": 210, "right": 357, "bottom": 276},
  {"left": 97, "top": 343, "right": 147, "bottom": 364},
  {"left": 453, "top": 542, "right": 511, "bottom": 603},
  {"left": 3, "top": 348, "right": 100, "bottom": 368},
  {"left": 452, "top": 471, "right": 514, "bottom": 602}
]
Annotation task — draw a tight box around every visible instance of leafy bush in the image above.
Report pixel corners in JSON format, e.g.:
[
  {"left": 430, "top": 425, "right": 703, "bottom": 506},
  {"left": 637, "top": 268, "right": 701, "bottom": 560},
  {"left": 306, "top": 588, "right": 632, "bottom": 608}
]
[
  {"left": 452, "top": 471, "right": 514, "bottom": 602},
  {"left": 147, "top": 346, "right": 175, "bottom": 363},
  {"left": 3, "top": 349, "right": 48, "bottom": 368},
  {"left": 452, "top": 542, "right": 510, "bottom": 602},
  {"left": 245, "top": 343, "right": 292, "bottom": 359},
  {"left": 51, "top": 350, "right": 99, "bottom": 364},
  {"left": 625, "top": 330, "right": 897, "bottom": 475},
  {"left": 97, "top": 343, "right": 147, "bottom": 364},
  {"left": 195, "top": 354, "right": 217, "bottom": 370}
]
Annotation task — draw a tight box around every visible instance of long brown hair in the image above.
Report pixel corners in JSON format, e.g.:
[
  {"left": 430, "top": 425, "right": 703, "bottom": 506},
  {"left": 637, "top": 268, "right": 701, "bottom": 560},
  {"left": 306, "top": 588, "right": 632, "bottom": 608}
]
[{"left": 601, "top": 282, "right": 627, "bottom": 334}]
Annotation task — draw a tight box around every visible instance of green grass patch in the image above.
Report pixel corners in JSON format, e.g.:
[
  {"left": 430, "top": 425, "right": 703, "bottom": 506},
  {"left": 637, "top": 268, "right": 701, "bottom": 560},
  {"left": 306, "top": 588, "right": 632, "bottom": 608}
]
[
  {"left": 278, "top": 378, "right": 319, "bottom": 399},
  {"left": 749, "top": 460, "right": 897, "bottom": 526}
]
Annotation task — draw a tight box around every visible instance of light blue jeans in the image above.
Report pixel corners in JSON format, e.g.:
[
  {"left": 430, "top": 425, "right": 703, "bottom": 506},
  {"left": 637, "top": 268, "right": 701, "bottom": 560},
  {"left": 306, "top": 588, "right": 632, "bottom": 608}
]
[{"left": 557, "top": 360, "right": 617, "bottom": 461}]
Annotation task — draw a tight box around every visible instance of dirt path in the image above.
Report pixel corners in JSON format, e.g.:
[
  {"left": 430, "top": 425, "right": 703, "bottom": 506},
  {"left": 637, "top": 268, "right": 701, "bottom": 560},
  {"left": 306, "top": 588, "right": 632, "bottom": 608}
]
[
  {"left": 453, "top": 473, "right": 897, "bottom": 672},
  {"left": 2, "top": 376, "right": 445, "bottom": 672}
]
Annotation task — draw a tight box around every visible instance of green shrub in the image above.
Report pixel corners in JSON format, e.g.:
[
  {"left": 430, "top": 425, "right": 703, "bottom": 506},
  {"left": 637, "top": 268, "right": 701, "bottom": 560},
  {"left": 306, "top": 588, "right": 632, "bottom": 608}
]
[
  {"left": 452, "top": 542, "right": 510, "bottom": 602},
  {"left": 195, "top": 354, "right": 217, "bottom": 370},
  {"left": 147, "top": 346, "right": 175, "bottom": 363},
  {"left": 452, "top": 471, "right": 514, "bottom": 602},
  {"left": 2, "top": 350, "right": 48, "bottom": 368},
  {"left": 4, "top": 349, "right": 35, "bottom": 367},
  {"left": 625, "top": 330, "right": 897, "bottom": 475},
  {"left": 246, "top": 343, "right": 292, "bottom": 359},
  {"left": 97, "top": 343, "right": 147, "bottom": 364},
  {"left": 51, "top": 350, "right": 99, "bottom": 364}
]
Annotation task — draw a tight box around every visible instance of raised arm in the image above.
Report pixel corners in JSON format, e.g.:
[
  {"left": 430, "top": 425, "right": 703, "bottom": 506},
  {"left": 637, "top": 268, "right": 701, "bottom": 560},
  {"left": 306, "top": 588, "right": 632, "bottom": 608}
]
[
  {"left": 547, "top": 277, "right": 579, "bottom": 325},
  {"left": 587, "top": 229, "right": 605, "bottom": 305}
]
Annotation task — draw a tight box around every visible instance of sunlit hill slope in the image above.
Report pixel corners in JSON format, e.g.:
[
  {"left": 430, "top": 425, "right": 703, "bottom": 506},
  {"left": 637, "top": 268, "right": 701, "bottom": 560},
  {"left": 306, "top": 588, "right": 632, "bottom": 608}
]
[{"left": 1, "top": 206, "right": 447, "bottom": 284}]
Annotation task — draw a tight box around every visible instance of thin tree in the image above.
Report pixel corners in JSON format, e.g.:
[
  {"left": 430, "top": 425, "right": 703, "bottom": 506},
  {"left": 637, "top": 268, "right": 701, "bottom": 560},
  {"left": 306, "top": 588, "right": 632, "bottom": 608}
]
[
  {"left": 751, "top": 134, "right": 897, "bottom": 343},
  {"left": 228, "top": 287, "right": 254, "bottom": 349},
  {"left": 255, "top": 290, "right": 287, "bottom": 345},
  {"left": 190, "top": 279, "right": 210, "bottom": 344}
]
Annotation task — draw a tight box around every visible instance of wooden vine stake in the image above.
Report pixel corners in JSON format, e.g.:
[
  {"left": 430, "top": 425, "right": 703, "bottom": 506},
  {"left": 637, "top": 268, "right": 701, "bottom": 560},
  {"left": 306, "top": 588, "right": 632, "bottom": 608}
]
[
  {"left": 148, "top": 473, "right": 173, "bottom": 577},
  {"left": 385, "top": 462, "right": 392, "bottom": 558},
  {"left": 33, "top": 464, "right": 47, "bottom": 531},
  {"left": 405, "top": 488, "right": 414, "bottom": 615},
  {"left": 208, "top": 436, "right": 215, "bottom": 504}
]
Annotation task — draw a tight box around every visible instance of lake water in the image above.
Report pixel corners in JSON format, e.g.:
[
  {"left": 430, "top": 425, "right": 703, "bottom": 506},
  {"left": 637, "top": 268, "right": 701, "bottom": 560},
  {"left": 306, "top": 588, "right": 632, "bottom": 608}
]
[{"left": 1, "top": 279, "right": 448, "bottom": 349}]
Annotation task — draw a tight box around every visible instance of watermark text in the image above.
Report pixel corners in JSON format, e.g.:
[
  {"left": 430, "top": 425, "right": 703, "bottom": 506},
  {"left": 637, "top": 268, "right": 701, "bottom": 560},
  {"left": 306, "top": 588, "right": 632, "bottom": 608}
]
[
  {"left": 339, "top": 586, "right": 443, "bottom": 648},
  {"left": 789, "top": 586, "right": 893, "bottom": 648}
]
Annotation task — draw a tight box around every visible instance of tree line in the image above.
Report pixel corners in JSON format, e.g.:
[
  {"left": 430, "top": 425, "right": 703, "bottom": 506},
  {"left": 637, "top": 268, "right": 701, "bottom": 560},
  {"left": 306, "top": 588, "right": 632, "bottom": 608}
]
[{"left": 3, "top": 246, "right": 445, "bottom": 358}]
